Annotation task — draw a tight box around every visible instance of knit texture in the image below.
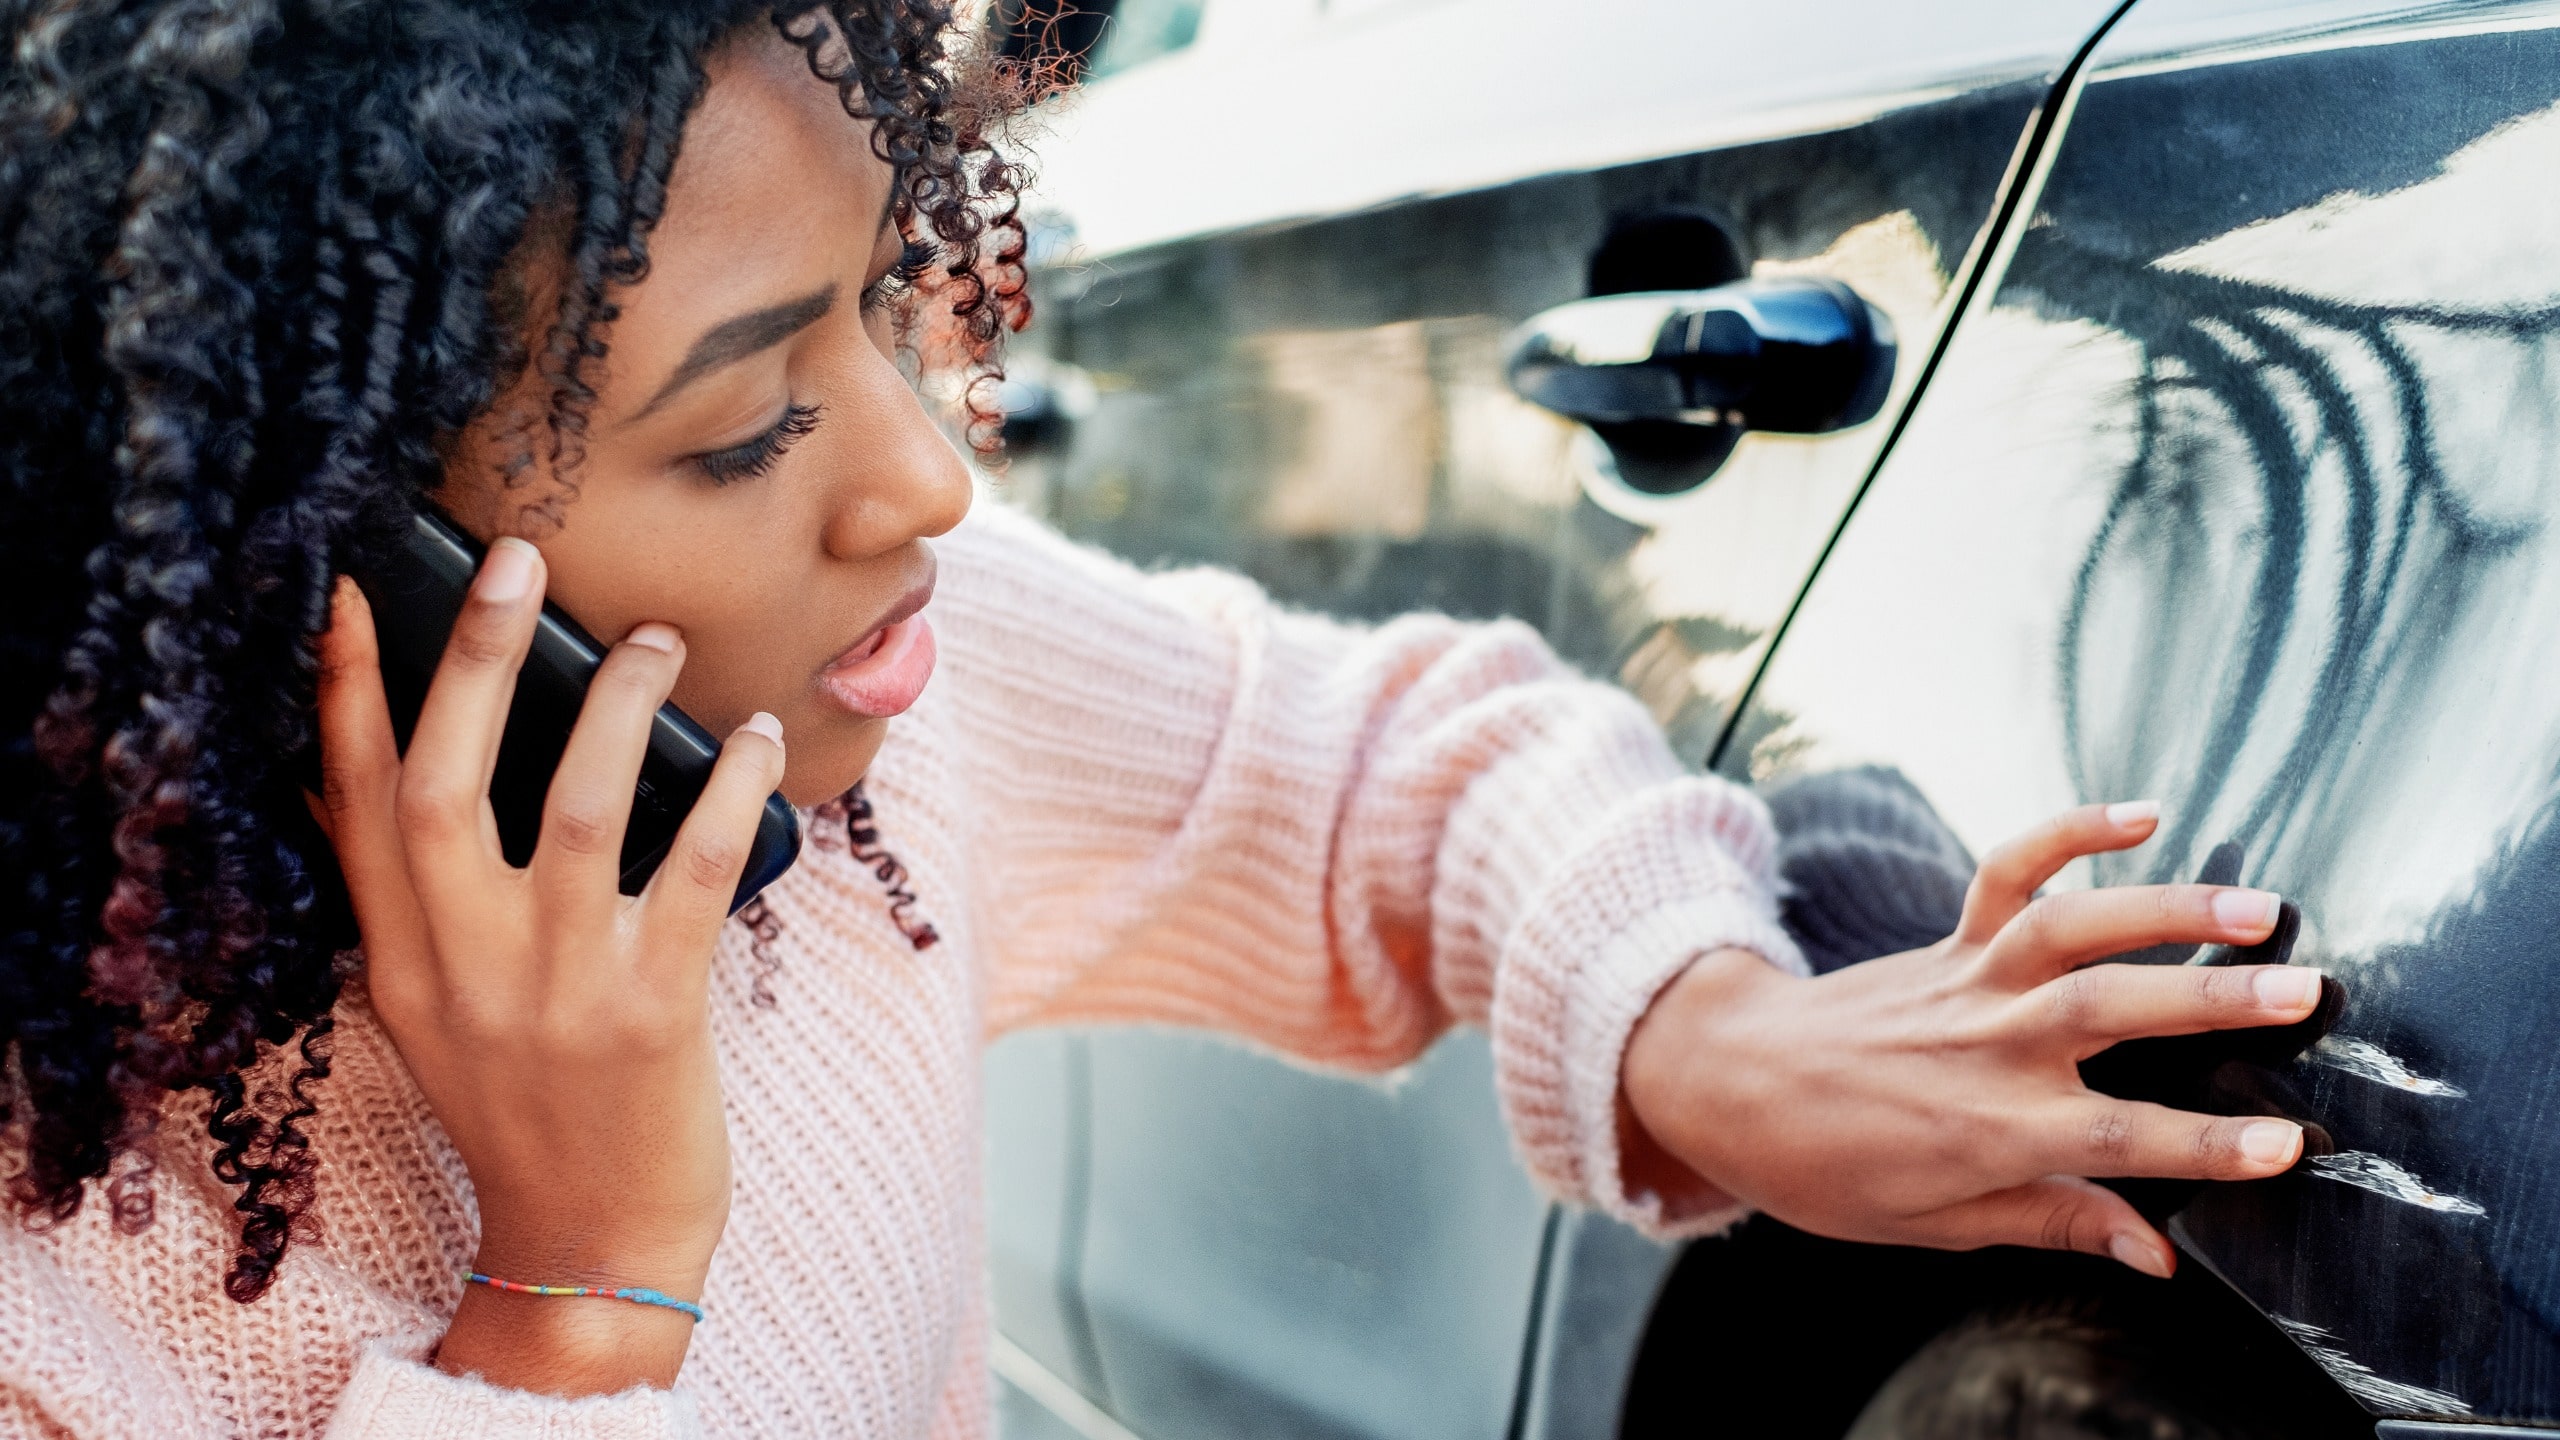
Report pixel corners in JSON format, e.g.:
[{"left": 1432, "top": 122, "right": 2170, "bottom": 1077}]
[
  {"left": 0, "top": 501, "right": 1800, "bottom": 1439},
  {"left": 1763, "top": 766, "right": 1974, "bottom": 974}
]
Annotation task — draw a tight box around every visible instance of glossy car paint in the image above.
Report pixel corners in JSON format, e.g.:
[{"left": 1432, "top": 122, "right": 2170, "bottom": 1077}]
[
  {"left": 1724, "top": 0, "right": 2560, "bottom": 1424},
  {"left": 982, "top": 2, "right": 2126, "bottom": 1436}
]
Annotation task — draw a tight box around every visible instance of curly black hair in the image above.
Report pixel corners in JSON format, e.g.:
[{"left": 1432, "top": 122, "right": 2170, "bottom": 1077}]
[{"left": 0, "top": 0, "right": 1032, "bottom": 1303}]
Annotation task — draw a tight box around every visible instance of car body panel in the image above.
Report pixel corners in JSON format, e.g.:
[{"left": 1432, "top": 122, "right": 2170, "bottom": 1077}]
[
  {"left": 1015, "top": 72, "right": 2085, "bottom": 761},
  {"left": 1072, "top": 1029, "right": 1547, "bottom": 1440},
  {"left": 983, "top": 2, "right": 2133, "bottom": 1435},
  {"left": 1511, "top": 1208, "right": 1679, "bottom": 1440},
  {"left": 1722, "top": 0, "right": 2560, "bottom": 1422},
  {"left": 985, "top": 1031, "right": 1098, "bottom": 1394}
]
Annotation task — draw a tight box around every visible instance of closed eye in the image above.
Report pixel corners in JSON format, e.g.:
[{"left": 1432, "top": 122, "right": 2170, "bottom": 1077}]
[{"left": 691, "top": 401, "right": 822, "bottom": 485}]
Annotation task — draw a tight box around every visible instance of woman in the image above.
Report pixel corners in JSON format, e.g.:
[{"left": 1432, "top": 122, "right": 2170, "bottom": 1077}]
[{"left": 0, "top": 2, "right": 2324, "bottom": 1434}]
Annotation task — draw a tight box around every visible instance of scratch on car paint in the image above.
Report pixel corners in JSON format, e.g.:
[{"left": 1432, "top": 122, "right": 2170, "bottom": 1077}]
[
  {"left": 2315, "top": 1037, "right": 2466, "bottom": 1098},
  {"left": 2307, "top": 1151, "right": 2487, "bottom": 1217},
  {"left": 2272, "top": 1316, "right": 2471, "bottom": 1416}
]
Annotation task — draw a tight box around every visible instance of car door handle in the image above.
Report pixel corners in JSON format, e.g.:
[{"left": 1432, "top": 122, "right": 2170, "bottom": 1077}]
[{"left": 1504, "top": 276, "right": 1897, "bottom": 434}]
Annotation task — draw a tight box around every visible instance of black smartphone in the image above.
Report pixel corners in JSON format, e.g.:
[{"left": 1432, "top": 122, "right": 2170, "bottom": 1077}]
[{"left": 347, "top": 508, "right": 800, "bottom": 914}]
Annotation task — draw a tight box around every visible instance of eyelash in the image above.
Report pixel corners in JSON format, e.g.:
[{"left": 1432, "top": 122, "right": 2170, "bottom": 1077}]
[
  {"left": 693, "top": 401, "right": 822, "bottom": 485},
  {"left": 862, "top": 240, "right": 936, "bottom": 311},
  {"left": 687, "top": 242, "right": 923, "bottom": 484}
]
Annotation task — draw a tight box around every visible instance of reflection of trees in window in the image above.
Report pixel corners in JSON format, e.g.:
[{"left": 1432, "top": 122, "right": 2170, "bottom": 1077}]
[{"left": 2035, "top": 241, "right": 2553, "bottom": 885}]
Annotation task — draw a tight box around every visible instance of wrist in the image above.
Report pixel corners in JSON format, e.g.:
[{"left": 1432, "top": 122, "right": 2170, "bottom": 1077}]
[
  {"left": 436, "top": 1273, "right": 699, "bottom": 1396},
  {"left": 434, "top": 1224, "right": 719, "bottom": 1397},
  {"left": 467, "top": 1178, "right": 727, "bottom": 1290},
  {"left": 467, "top": 1224, "right": 719, "bottom": 1295},
  {"left": 1620, "top": 946, "right": 1795, "bottom": 1196}
]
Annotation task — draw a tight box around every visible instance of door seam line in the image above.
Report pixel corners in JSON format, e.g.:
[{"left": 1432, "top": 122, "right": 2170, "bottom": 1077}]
[{"left": 1706, "top": 0, "right": 2145, "bottom": 772}]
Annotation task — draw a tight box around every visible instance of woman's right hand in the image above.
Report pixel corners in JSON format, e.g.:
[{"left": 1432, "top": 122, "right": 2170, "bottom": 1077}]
[
  {"left": 312, "top": 537, "right": 785, "bottom": 1396},
  {"left": 1623, "top": 801, "right": 2321, "bottom": 1279}
]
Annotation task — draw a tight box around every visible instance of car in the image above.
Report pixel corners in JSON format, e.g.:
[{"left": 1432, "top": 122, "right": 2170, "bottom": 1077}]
[{"left": 981, "top": 1, "right": 2560, "bottom": 1436}]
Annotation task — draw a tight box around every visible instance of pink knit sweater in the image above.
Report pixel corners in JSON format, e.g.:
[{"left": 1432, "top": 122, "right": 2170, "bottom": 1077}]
[{"left": 0, "top": 501, "right": 1802, "bottom": 1439}]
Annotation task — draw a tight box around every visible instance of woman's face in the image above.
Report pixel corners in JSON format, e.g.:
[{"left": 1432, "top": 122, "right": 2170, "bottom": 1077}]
[{"left": 435, "top": 23, "right": 971, "bottom": 805}]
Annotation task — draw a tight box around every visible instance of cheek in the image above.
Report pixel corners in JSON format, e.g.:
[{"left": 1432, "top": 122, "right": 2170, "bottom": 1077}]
[
  {"left": 662, "top": 595, "right": 891, "bottom": 803},
  {"left": 664, "top": 639, "right": 774, "bottom": 737},
  {"left": 657, "top": 559, "right": 808, "bottom": 726}
]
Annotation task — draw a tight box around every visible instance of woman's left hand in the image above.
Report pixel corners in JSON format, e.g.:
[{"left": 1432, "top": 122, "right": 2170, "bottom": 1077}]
[
  {"left": 310, "top": 556, "right": 780, "bottom": 1396},
  {"left": 1620, "top": 801, "right": 2320, "bottom": 1277}
]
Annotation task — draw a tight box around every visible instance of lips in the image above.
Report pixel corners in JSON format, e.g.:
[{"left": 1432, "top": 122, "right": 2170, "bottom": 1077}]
[{"left": 818, "top": 576, "right": 938, "bottom": 720}]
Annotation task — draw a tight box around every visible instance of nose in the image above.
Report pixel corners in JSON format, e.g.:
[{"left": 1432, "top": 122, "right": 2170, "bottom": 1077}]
[{"left": 820, "top": 357, "right": 975, "bottom": 561}]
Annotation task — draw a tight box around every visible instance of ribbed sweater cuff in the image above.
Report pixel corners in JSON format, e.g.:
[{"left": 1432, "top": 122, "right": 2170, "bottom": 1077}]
[
  {"left": 323, "top": 1336, "right": 704, "bottom": 1440},
  {"left": 1491, "top": 783, "right": 1808, "bottom": 1242},
  {"left": 1579, "top": 897, "right": 1804, "bottom": 1238}
]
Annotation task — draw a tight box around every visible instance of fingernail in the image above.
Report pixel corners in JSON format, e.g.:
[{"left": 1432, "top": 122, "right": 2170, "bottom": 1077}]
[
  {"left": 2240, "top": 1119, "right": 2302, "bottom": 1167},
  {"left": 476, "top": 537, "right": 538, "bottom": 604},
  {"left": 2109, "top": 1232, "right": 2172, "bottom": 1278},
  {"left": 624, "top": 622, "right": 681, "bottom": 654},
  {"left": 2106, "top": 800, "right": 2161, "bottom": 829},
  {"left": 2253, "top": 966, "right": 2322, "bottom": 1011},
  {"left": 739, "top": 711, "right": 783, "bottom": 749},
  {"left": 2212, "top": 888, "right": 2281, "bottom": 933}
]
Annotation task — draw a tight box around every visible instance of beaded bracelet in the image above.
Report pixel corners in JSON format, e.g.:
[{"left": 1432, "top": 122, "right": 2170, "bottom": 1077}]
[{"left": 465, "top": 1271, "right": 705, "bottom": 1324}]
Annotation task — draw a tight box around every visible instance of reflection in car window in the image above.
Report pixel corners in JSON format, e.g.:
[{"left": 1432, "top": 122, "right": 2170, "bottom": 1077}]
[{"left": 1087, "top": 0, "right": 1206, "bottom": 79}]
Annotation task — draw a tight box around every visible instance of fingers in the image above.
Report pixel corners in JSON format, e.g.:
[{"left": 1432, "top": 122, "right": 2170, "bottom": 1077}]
[
  {"left": 397, "top": 537, "right": 543, "bottom": 880},
  {"left": 1957, "top": 801, "right": 2160, "bottom": 945},
  {"left": 640, "top": 712, "right": 787, "bottom": 946},
  {"left": 2038, "top": 1096, "right": 2303, "bottom": 1183},
  {"left": 314, "top": 579, "right": 420, "bottom": 935},
  {"left": 1982, "top": 883, "right": 2282, "bottom": 986},
  {"left": 315, "top": 578, "right": 397, "bottom": 829},
  {"left": 532, "top": 622, "right": 686, "bottom": 915},
  {"left": 315, "top": 579, "right": 440, "bottom": 1014},
  {"left": 1904, "top": 1176, "right": 2176, "bottom": 1279},
  {"left": 2023, "top": 960, "right": 2323, "bottom": 1054}
]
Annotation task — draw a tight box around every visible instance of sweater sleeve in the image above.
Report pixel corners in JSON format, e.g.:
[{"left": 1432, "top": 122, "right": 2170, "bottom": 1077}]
[
  {"left": 930, "top": 501, "right": 1807, "bottom": 1236},
  {"left": 319, "top": 1337, "right": 702, "bottom": 1440},
  {"left": 0, "top": 1243, "right": 700, "bottom": 1440}
]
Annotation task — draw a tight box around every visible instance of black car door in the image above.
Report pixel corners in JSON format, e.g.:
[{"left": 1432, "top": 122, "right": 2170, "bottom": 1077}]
[
  {"left": 1725, "top": 0, "right": 2560, "bottom": 1423},
  {"left": 983, "top": 2, "right": 2133, "bottom": 1437}
]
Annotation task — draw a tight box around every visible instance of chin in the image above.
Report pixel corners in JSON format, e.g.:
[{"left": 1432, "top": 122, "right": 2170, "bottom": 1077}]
[{"left": 777, "top": 716, "right": 890, "bottom": 807}]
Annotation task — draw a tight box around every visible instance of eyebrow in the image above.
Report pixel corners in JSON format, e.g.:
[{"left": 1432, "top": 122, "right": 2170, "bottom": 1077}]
[
  {"left": 626, "top": 180, "right": 902, "bottom": 423},
  {"left": 631, "top": 283, "right": 839, "bottom": 421}
]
